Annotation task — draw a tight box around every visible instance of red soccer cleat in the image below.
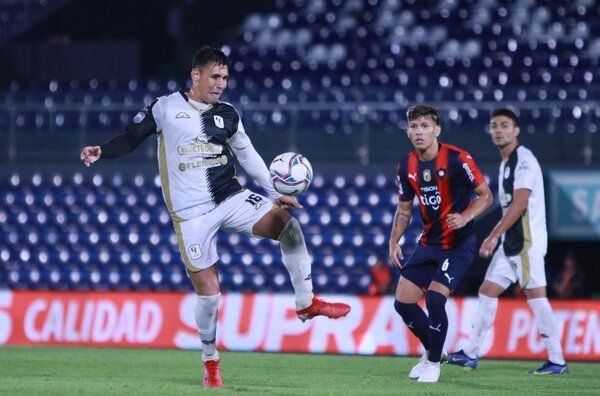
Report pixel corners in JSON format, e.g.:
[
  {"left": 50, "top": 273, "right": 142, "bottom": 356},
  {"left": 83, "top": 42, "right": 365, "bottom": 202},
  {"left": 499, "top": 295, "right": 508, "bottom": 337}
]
[
  {"left": 202, "top": 359, "right": 223, "bottom": 388},
  {"left": 296, "top": 296, "right": 351, "bottom": 322}
]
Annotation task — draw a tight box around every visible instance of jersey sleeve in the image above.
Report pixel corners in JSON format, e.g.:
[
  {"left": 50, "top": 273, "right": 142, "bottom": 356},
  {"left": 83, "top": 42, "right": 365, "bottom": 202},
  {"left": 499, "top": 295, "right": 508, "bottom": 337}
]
[
  {"left": 457, "top": 150, "right": 486, "bottom": 189},
  {"left": 227, "top": 117, "right": 251, "bottom": 150},
  {"left": 100, "top": 98, "right": 160, "bottom": 159},
  {"left": 126, "top": 98, "right": 160, "bottom": 138},
  {"left": 513, "top": 150, "right": 536, "bottom": 191},
  {"left": 396, "top": 162, "right": 415, "bottom": 202}
]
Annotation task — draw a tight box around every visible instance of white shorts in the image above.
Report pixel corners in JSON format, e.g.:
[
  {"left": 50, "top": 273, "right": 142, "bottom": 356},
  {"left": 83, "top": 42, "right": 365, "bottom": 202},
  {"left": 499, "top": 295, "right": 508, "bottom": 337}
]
[
  {"left": 484, "top": 245, "right": 547, "bottom": 289},
  {"left": 173, "top": 190, "right": 274, "bottom": 272}
]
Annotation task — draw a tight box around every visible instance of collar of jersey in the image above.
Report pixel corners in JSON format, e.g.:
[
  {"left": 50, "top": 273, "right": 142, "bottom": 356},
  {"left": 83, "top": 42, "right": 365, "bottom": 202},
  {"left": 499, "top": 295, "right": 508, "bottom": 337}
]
[{"left": 179, "top": 89, "right": 214, "bottom": 114}]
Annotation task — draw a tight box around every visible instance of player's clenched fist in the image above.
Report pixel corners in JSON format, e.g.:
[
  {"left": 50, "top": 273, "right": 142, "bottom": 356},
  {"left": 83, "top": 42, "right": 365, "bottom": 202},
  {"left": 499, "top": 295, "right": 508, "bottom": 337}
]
[{"left": 80, "top": 146, "right": 101, "bottom": 167}]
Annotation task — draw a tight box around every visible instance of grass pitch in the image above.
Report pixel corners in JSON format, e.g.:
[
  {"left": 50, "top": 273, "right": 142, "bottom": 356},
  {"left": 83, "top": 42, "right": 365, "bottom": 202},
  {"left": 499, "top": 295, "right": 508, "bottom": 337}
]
[{"left": 1, "top": 346, "right": 597, "bottom": 395}]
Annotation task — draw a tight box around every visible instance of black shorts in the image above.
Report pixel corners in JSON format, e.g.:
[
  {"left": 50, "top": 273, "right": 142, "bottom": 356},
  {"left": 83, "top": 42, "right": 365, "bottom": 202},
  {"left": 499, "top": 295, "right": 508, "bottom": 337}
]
[{"left": 401, "top": 234, "right": 476, "bottom": 292}]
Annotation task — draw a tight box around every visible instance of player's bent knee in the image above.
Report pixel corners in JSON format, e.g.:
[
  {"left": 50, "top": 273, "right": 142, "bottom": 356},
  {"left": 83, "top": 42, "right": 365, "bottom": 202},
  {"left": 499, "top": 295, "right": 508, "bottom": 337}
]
[
  {"left": 394, "top": 300, "right": 413, "bottom": 316},
  {"left": 479, "top": 280, "right": 505, "bottom": 298},
  {"left": 253, "top": 208, "right": 292, "bottom": 239},
  {"left": 277, "top": 217, "right": 303, "bottom": 245},
  {"left": 396, "top": 276, "right": 423, "bottom": 303},
  {"left": 394, "top": 300, "right": 418, "bottom": 321},
  {"left": 425, "top": 290, "right": 447, "bottom": 310}
]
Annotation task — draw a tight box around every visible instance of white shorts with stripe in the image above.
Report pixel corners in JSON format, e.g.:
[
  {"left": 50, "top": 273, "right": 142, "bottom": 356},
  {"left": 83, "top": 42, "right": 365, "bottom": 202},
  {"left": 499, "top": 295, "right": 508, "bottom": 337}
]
[
  {"left": 174, "top": 189, "right": 274, "bottom": 272},
  {"left": 484, "top": 245, "right": 547, "bottom": 290}
]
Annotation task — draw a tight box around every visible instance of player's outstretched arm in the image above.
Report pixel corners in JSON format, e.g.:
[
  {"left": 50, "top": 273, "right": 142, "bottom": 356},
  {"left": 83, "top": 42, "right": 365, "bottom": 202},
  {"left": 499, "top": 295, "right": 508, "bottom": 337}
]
[
  {"left": 232, "top": 143, "right": 282, "bottom": 201},
  {"left": 80, "top": 146, "right": 101, "bottom": 167}
]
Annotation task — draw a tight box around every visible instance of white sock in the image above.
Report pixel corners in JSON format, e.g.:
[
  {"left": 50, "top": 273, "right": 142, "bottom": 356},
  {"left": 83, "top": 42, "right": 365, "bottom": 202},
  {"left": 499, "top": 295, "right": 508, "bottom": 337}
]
[
  {"left": 278, "top": 218, "right": 314, "bottom": 310},
  {"left": 528, "top": 297, "right": 565, "bottom": 365},
  {"left": 195, "top": 294, "right": 220, "bottom": 362},
  {"left": 464, "top": 294, "right": 498, "bottom": 358}
]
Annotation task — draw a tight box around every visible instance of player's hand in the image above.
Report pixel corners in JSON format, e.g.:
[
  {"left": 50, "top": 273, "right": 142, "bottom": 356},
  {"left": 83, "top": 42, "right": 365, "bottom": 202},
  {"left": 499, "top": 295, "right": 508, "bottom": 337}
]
[
  {"left": 446, "top": 212, "right": 470, "bottom": 230},
  {"left": 275, "top": 195, "right": 303, "bottom": 210},
  {"left": 389, "top": 242, "right": 404, "bottom": 269},
  {"left": 479, "top": 235, "right": 499, "bottom": 259},
  {"left": 80, "top": 146, "right": 101, "bottom": 167}
]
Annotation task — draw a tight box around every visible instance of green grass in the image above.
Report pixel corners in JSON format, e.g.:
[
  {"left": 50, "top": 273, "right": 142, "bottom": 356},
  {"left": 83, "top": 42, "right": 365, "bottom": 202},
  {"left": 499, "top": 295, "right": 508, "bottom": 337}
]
[{"left": 1, "top": 346, "right": 598, "bottom": 395}]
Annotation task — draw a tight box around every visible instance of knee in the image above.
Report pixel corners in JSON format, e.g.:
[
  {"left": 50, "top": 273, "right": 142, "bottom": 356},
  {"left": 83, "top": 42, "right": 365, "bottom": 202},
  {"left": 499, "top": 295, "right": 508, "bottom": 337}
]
[
  {"left": 277, "top": 215, "right": 302, "bottom": 242},
  {"left": 425, "top": 290, "right": 447, "bottom": 310},
  {"left": 254, "top": 208, "right": 292, "bottom": 239},
  {"left": 274, "top": 207, "right": 292, "bottom": 224},
  {"left": 394, "top": 300, "right": 414, "bottom": 317},
  {"left": 479, "top": 281, "right": 504, "bottom": 297}
]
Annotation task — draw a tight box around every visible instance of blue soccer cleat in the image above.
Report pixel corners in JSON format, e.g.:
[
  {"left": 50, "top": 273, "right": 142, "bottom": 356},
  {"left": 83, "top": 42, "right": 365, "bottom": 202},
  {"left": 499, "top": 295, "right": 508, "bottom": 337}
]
[
  {"left": 446, "top": 350, "right": 478, "bottom": 370},
  {"left": 528, "top": 361, "right": 569, "bottom": 375}
]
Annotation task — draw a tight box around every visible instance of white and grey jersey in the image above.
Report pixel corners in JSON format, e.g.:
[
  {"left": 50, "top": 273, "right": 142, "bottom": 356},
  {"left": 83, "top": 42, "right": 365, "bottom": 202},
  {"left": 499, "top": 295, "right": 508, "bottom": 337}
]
[
  {"left": 140, "top": 90, "right": 252, "bottom": 220},
  {"left": 497, "top": 145, "right": 548, "bottom": 255}
]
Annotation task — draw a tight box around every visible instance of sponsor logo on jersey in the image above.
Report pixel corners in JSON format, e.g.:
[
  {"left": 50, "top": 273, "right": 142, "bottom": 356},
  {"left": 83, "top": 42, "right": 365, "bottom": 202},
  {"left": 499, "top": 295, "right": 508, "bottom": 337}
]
[
  {"left": 423, "top": 169, "right": 431, "bottom": 182},
  {"left": 133, "top": 112, "right": 146, "bottom": 124},
  {"left": 245, "top": 193, "right": 267, "bottom": 210},
  {"left": 438, "top": 168, "right": 445, "bottom": 178},
  {"left": 419, "top": 189, "right": 441, "bottom": 210},
  {"left": 462, "top": 162, "right": 475, "bottom": 182},
  {"left": 254, "top": 201, "right": 267, "bottom": 210},
  {"left": 177, "top": 142, "right": 223, "bottom": 155},
  {"left": 195, "top": 132, "right": 209, "bottom": 143},
  {"left": 214, "top": 115, "right": 224, "bottom": 128},
  {"left": 517, "top": 160, "right": 530, "bottom": 172},
  {"left": 178, "top": 155, "right": 228, "bottom": 172},
  {"left": 396, "top": 176, "right": 404, "bottom": 195},
  {"left": 176, "top": 112, "right": 190, "bottom": 119},
  {"left": 408, "top": 173, "right": 417, "bottom": 181}
]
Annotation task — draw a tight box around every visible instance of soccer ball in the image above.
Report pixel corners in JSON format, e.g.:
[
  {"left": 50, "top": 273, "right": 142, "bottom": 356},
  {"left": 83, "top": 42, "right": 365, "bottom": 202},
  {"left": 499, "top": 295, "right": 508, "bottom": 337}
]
[{"left": 269, "top": 152, "right": 313, "bottom": 196}]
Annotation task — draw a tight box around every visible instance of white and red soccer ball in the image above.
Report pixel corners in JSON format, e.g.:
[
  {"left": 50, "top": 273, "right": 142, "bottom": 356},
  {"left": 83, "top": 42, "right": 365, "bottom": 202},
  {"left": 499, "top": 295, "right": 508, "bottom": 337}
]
[{"left": 269, "top": 152, "right": 313, "bottom": 196}]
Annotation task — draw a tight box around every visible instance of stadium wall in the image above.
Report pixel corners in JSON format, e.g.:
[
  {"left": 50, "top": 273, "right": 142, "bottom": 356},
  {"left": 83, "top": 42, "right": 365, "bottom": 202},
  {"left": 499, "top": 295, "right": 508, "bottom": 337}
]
[{"left": 1, "top": 290, "right": 598, "bottom": 361}]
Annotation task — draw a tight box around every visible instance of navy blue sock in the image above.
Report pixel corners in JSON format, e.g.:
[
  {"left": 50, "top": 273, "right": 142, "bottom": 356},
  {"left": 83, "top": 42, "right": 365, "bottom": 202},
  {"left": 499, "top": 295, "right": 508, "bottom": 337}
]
[
  {"left": 394, "top": 300, "right": 430, "bottom": 350},
  {"left": 425, "top": 290, "right": 448, "bottom": 363}
]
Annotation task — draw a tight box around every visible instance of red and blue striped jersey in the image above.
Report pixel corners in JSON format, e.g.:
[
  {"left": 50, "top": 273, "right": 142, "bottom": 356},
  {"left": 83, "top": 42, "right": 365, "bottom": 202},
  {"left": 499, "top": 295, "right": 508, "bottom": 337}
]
[{"left": 396, "top": 143, "right": 486, "bottom": 249}]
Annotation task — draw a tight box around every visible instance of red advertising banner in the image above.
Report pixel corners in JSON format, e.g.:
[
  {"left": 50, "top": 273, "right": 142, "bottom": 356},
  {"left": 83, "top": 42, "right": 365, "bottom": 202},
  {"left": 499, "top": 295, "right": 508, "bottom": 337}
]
[{"left": 0, "top": 291, "right": 598, "bottom": 361}]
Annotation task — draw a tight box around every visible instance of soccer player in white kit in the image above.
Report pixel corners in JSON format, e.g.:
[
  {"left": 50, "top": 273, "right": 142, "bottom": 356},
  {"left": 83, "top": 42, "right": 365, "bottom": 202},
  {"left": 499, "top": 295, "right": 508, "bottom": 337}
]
[
  {"left": 447, "top": 108, "right": 568, "bottom": 375},
  {"left": 80, "top": 46, "right": 350, "bottom": 388}
]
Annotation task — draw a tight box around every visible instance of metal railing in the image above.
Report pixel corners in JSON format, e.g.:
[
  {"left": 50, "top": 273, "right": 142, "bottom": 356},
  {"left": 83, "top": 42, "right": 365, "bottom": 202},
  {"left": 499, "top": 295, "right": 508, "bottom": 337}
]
[{"left": 0, "top": 101, "right": 597, "bottom": 167}]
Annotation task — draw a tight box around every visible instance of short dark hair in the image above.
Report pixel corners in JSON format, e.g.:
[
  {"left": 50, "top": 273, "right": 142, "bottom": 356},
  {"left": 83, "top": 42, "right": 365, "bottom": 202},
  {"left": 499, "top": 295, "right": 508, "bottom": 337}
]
[
  {"left": 491, "top": 108, "right": 519, "bottom": 127},
  {"left": 406, "top": 104, "right": 440, "bottom": 125},
  {"left": 192, "top": 46, "right": 229, "bottom": 69}
]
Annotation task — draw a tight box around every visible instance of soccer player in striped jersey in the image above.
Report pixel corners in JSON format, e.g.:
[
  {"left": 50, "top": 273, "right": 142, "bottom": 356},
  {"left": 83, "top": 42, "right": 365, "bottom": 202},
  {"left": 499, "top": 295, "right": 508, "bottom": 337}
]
[
  {"left": 447, "top": 108, "right": 568, "bottom": 375},
  {"left": 389, "top": 104, "right": 493, "bottom": 383},
  {"left": 80, "top": 46, "right": 350, "bottom": 388}
]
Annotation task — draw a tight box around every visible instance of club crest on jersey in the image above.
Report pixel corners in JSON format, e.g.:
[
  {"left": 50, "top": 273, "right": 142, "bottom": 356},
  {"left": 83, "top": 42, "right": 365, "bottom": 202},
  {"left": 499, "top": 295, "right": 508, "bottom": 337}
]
[
  {"left": 214, "top": 115, "right": 224, "bottom": 128},
  {"left": 423, "top": 169, "right": 432, "bottom": 182},
  {"left": 504, "top": 166, "right": 511, "bottom": 179},
  {"left": 176, "top": 112, "right": 190, "bottom": 119}
]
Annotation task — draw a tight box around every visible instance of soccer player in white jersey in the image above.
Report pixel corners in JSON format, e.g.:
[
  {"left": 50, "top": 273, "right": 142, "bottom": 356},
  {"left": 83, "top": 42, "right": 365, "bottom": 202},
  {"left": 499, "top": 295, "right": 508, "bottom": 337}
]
[
  {"left": 447, "top": 108, "right": 568, "bottom": 375},
  {"left": 80, "top": 46, "right": 350, "bottom": 388}
]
